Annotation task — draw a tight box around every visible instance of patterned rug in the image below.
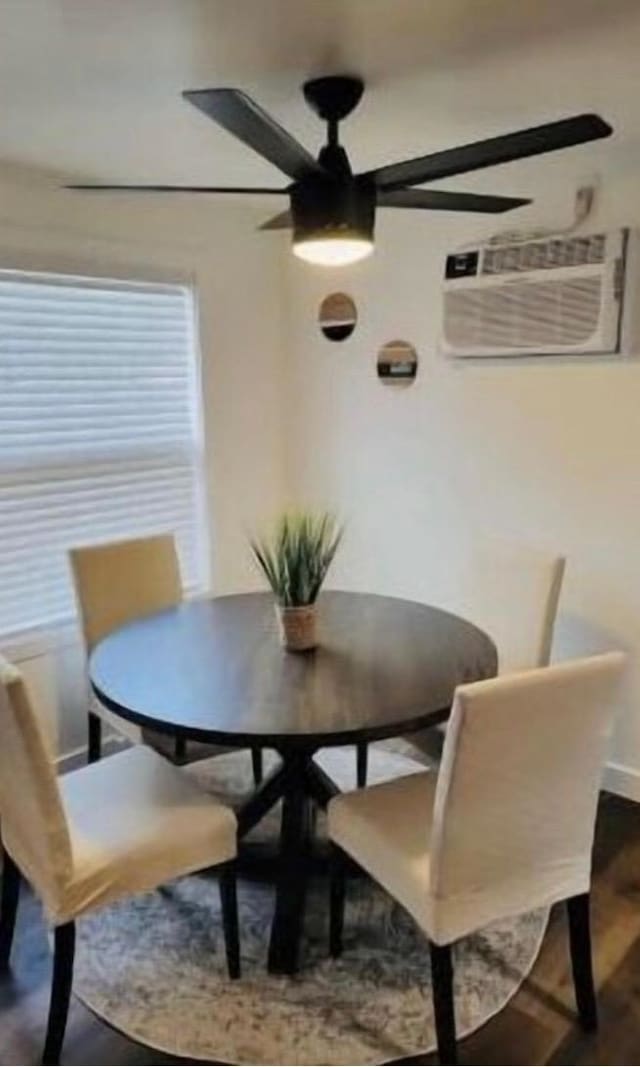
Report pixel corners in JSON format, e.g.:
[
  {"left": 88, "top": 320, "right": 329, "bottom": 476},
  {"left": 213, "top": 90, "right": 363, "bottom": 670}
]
[{"left": 72, "top": 746, "right": 548, "bottom": 1066}]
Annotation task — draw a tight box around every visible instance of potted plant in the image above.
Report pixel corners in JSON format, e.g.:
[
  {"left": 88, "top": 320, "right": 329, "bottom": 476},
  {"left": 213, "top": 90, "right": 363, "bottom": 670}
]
[{"left": 251, "top": 511, "right": 343, "bottom": 651}]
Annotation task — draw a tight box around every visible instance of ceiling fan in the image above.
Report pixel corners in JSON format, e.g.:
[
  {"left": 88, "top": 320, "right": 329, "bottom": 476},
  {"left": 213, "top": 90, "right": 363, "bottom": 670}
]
[{"left": 67, "top": 75, "right": 613, "bottom": 267}]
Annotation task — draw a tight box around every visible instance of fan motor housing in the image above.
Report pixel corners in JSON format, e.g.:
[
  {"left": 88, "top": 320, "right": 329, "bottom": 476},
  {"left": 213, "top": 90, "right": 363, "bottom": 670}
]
[{"left": 290, "top": 177, "right": 376, "bottom": 244}]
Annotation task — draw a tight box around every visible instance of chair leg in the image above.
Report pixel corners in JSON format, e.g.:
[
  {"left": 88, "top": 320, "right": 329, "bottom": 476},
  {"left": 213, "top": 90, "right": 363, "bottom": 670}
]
[
  {"left": 0, "top": 846, "right": 20, "bottom": 970},
  {"left": 218, "top": 862, "right": 240, "bottom": 980},
  {"left": 356, "top": 742, "right": 368, "bottom": 788},
  {"left": 329, "top": 844, "right": 346, "bottom": 958},
  {"left": 567, "top": 892, "right": 597, "bottom": 1032},
  {"left": 87, "top": 711, "right": 102, "bottom": 763},
  {"left": 251, "top": 746, "right": 263, "bottom": 786},
  {"left": 430, "top": 941, "right": 458, "bottom": 1065},
  {"left": 42, "top": 922, "right": 75, "bottom": 1066}
]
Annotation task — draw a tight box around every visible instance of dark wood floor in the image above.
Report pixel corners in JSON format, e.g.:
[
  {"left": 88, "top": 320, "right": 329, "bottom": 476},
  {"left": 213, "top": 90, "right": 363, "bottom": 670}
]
[{"left": 2, "top": 790, "right": 640, "bottom": 1065}]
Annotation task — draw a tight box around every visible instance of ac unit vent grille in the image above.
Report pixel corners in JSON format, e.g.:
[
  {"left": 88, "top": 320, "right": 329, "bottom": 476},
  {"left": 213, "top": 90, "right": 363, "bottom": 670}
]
[
  {"left": 443, "top": 277, "right": 603, "bottom": 350},
  {"left": 481, "top": 233, "right": 606, "bottom": 276}
]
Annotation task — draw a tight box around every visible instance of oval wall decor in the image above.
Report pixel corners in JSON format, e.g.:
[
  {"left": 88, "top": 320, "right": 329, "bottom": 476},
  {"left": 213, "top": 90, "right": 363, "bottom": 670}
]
[
  {"left": 377, "top": 339, "right": 418, "bottom": 385},
  {"left": 319, "top": 292, "right": 357, "bottom": 342}
]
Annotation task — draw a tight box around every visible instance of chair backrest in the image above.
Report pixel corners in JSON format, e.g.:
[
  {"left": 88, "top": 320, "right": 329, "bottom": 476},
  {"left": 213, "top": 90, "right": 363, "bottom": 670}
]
[
  {"left": 429, "top": 653, "right": 624, "bottom": 942},
  {"left": 459, "top": 541, "right": 565, "bottom": 672},
  {"left": 0, "top": 657, "right": 72, "bottom": 908},
  {"left": 69, "top": 534, "right": 182, "bottom": 651}
]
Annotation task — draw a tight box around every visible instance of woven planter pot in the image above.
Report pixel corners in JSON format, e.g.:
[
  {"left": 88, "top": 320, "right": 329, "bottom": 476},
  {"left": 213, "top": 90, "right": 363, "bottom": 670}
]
[{"left": 276, "top": 603, "right": 317, "bottom": 652}]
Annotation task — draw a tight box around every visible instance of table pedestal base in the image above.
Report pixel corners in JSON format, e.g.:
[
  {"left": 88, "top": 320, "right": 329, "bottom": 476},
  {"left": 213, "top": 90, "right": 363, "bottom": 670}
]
[{"left": 236, "top": 749, "right": 339, "bottom": 975}]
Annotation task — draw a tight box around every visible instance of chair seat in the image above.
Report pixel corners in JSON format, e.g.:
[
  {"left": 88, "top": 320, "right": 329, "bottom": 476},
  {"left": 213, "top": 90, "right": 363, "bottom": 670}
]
[
  {"left": 328, "top": 771, "right": 437, "bottom": 934},
  {"left": 54, "top": 745, "right": 236, "bottom": 923}
]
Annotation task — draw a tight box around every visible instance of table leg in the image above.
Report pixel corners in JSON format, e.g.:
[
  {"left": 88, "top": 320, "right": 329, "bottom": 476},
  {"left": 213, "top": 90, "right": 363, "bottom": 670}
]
[
  {"left": 236, "top": 759, "right": 289, "bottom": 838},
  {"left": 267, "top": 753, "right": 312, "bottom": 975},
  {"left": 305, "top": 757, "right": 340, "bottom": 809}
]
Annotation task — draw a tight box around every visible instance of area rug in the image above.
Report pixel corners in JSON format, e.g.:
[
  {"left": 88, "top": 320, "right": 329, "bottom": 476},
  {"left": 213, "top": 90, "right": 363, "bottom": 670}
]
[{"left": 72, "top": 746, "right": 548, "bottom": 1066}]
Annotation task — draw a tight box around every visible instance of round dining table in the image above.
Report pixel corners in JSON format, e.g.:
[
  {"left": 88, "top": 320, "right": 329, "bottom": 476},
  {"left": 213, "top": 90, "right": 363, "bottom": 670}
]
[{"left": 90, "top": 590, "right": 497, "bottom": 974}]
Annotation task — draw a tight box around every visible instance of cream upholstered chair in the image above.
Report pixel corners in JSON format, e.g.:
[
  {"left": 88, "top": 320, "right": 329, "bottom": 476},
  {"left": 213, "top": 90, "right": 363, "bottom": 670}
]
[
  {"left": 70, "top": 534, "right": 264, "bottom": 782},
  {"left": 457, "top": 541, "right": 566, "bottom": 674},
  {"left": 356, "top": 543, "right": 566, "bottom": 785},
  {"left": 70, "top": 534, "right": 182, "bottom": 761},
  {"left": 330, "top": 653, "right": 624, "bottom": 1065},
  {"left": 0, "top": 656, "right": 240, "bottom": 1065}
]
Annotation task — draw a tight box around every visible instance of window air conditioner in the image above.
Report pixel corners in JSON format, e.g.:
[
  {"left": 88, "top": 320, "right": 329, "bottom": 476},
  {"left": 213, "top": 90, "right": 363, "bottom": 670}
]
[{"left": 441, "top": 229, "right": 638, "bottom": 358}]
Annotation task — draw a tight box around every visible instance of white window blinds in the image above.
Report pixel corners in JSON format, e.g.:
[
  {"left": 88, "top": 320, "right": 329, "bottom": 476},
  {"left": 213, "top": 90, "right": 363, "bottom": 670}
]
[{"left": 0, "top": 270, "right": 207, "bottom": 636}]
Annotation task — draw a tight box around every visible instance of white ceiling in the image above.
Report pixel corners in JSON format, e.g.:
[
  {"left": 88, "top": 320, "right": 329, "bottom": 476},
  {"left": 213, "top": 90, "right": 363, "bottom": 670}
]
[{"left": 1, "top": 0, "right": 639, "bottom": 198}]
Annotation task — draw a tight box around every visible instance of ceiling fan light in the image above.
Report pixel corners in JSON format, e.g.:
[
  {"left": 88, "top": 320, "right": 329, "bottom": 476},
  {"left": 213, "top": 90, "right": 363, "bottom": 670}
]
[
  {"left": 290, "top": 177, "right": 376, "bottom": 267},
  {"left": 292, "top": 235, "right": 374, "bottom": 266}
]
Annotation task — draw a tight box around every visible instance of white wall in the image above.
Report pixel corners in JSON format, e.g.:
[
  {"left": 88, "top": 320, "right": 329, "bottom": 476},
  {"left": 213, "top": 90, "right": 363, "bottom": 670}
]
[
  {"left": 283, "top": 178, "right": 640, "bottom": 800},
  {"left": 0, "top": 170, "right": 286, "bottom": 757}
]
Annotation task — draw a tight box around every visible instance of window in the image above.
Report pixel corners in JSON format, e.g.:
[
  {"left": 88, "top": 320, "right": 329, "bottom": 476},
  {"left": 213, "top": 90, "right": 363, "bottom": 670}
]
[{"left": 0, "top": 269, "right": 207, "bottom": 636}]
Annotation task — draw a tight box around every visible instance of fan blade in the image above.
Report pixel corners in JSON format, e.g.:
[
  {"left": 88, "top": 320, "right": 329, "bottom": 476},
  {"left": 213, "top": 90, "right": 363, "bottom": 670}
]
[
  {"left": 259, "top": 210, "right": 292, "bottom": 230},
  {"left": 65, "top": 184, "right": 288, "bottom": 194},
  {"left": 378, "top": 188, "right": 531, "bottom": 213},
  {"left": 183, "top": 88, "right": 324, "bottom": 181},
  {"left": 363, "top": 114, "right": 612, "bottom": 191}
]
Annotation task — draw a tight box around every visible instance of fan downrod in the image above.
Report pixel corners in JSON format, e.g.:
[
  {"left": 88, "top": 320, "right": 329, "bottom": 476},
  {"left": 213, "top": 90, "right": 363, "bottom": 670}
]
[{"left": 303, "top": 76, "right": 364, "bottom": 124}]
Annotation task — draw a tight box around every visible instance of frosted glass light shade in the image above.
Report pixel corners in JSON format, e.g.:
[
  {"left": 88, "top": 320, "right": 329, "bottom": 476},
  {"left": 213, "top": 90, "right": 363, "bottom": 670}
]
[{"left": 293, "top": 236, "right": 373, "bottom": 267}]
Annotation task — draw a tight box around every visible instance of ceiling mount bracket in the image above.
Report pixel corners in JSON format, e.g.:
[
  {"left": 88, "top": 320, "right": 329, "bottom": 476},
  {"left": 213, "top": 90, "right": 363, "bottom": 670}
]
[{"left": 302, "top": 76, "right": 365, "bottom": 124}]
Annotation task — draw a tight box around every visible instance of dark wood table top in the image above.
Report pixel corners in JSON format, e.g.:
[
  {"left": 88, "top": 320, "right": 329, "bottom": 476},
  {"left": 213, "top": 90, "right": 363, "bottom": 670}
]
[{"left": 90, "top": 590, "right": 497, "bottom": 748}]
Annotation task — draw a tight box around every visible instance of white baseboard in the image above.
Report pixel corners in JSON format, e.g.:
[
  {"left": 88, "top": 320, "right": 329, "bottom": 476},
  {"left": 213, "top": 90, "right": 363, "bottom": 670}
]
[{"left": 603, "top": 759, "right": 640, "bottom": 803}]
